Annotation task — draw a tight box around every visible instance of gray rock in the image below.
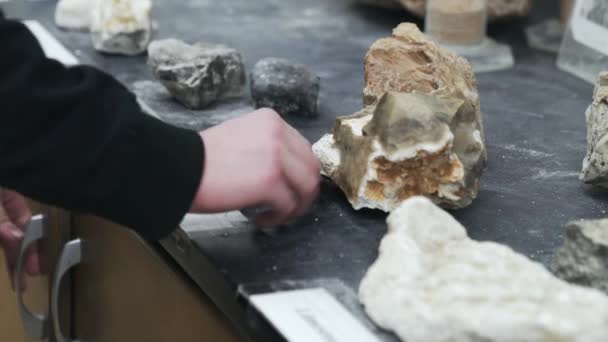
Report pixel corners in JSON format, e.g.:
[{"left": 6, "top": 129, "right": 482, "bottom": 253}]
[
  {"left": 250, "top": 58, "right": 320, "bottom": 117},
  {"left": 147, "top": 39, "right": 246, "bottom": 109},
  {"left": 551, "top": 218, "right": 608, "bottom": 295},
  {"left": 581, "top": 72, "right": 608, "bottom": 187}
]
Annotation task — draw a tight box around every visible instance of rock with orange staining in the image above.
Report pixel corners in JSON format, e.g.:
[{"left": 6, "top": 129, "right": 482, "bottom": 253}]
[
  {"left": 313, "top": 24, "right": 486, "bottom": 211},
  {"left": 313, "top": 91, "right": 485, "bottom": 211}
]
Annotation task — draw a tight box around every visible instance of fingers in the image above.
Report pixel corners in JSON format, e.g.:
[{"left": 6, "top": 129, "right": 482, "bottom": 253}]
[
  {"left": 280, "top": 147, "right": 320, "bottom": 221},
  {"left": 255, "top": 183, "right": 298, "bottom": 229},
  {"left": 283, "top": 121, "right": 320, "bottom": 171},
  {"left": 0, "top": 221, "right": 24, "bottom": 291},
  {"left": 24, "top": 243, "right": 40, "bottom": 276},
  {"left": 2, "top": 190, "right": 32, "bottom": 228}
]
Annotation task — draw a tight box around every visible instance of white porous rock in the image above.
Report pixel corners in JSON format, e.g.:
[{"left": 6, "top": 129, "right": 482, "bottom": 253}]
[
  {"left": 91, "top": 0, "right": 152, "bottom": 55},
  {"left": 581, "top": 72, "right": 608, "bottom": 187},
  {"left": 55, "top": 0, "right": 94, "bottom": 31},
  {"left": 359, "top": 197, "right": 608, "bottom": 342},
  {"left": 147, "top": 39, "right": 246, "bottom": 109},
  {"left": 313, "top": 90, "right": 485, "bottom": 212}
]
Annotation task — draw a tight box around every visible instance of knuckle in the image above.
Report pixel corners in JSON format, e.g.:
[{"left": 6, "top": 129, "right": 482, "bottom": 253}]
[
  {"left": 262, "top": 167, "right": 282, "bottom": 187},
  {"left": 257, "top": 108, "right": 281, "bottom": 121}
]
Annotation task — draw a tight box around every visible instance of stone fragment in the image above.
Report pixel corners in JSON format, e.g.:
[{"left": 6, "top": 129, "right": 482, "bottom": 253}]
[
  {"left": 551, "top": 218, "right": 608, "bottom": 295},
  {"left": 147, "top": 39, "right": 246, "bottom": 109},
  {"left": 359, "top": 197, "right": 608, "bottom": 342},
  {"left": 250, "top": 58, "right": 320, "bottom": 117},
  {"left": 581, "top": 72, "right": 608, "bottom": 187},
  {"left": 352, "top": 0, "right": 532, "bottom": 21},
  {"left": 91, "top": 0, "right": 152, "bottom": 56},
  {"left": 363, "top": 23, "right": 481, "bottom": 106},
  {"left": 313, "top": 24, "right": 486, "bottom": 211},
  {"left": 55, "top": 0, "right": 94, "bottom": 31},
  {"left": 314, "top": 91, "right": 484, "bottom": 211}
]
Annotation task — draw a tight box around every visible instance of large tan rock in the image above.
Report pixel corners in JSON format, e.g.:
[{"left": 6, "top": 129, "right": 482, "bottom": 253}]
[
  {"left": 314, "top": 90, "right": 484, "bottom": 211},
  {"left": 312, "top": 23, "right": 486, "bottom": 211},
  {"left": 354, "top": 0, "right": 532, "bottom": 21},
  {"left": 359, "top": 197, "right": 608, "bottom": 342}
]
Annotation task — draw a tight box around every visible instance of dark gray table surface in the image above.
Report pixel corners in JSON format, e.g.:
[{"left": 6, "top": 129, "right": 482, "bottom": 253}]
[{"left": 10, "top": 0, "right": 608, "bottom": 340}]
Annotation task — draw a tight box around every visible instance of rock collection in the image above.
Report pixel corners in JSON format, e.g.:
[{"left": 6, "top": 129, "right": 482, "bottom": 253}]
[
  {"left": 360, "top": 197, "right": 608, "bottom": 342},
  {"left": 148, "top": 39, "right": 246, "bottom": 109},
  {"left": 314, "top": 23, "right": 486, "bottom": 211},
  {"left": 250, "top": 58, "right": 320, "bottom": 117}
]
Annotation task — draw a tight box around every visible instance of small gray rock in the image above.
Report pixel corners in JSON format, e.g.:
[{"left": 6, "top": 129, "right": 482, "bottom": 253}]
[
  {"left": 147, "top": 39, "right": 246, "bottom": 109},
  {"left": 250, "top": 58, "right": 320, "bottom": 117},
  {"left": 550, "top": 218, "right": 608, "bottom": 295}
]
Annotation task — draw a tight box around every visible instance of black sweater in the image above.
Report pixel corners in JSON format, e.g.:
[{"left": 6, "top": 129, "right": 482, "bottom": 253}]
[{"left": 0, "top": 12, "right": 204, "bottom": 240}]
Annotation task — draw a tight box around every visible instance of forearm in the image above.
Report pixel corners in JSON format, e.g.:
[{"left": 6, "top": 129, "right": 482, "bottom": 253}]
[{"left": 0, "top": 15, "right": 204, "bottom": 240}]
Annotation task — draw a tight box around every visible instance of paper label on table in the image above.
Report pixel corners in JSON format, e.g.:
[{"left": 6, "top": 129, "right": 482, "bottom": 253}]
[
  {"left": 571, "top": 0, "right": 608, "bottom": 56},
  {"left": 23, "top": 20, "right": 79, "bottom": 66},
  {"left": 250, "top": 288, "right": 381, "bottom": 342},
  {"left": 180, "top": 211, "right": 253, "bottom": 233}
]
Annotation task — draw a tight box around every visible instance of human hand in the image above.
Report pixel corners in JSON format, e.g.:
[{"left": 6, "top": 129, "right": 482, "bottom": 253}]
[
  {"left": 191, "top": 108, "right": 321, "bottom": 228},
  {"left": 0, "top": 189, "right": 38, "bottom": 291}
]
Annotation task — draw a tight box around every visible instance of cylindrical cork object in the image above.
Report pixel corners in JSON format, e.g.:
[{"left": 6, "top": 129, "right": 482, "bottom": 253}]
[
  {"left": 426, "top": 0, "right": 487, "bottom": 46},
  {"left": 560, "top": 0, "right": 575, "bottom": 25}
]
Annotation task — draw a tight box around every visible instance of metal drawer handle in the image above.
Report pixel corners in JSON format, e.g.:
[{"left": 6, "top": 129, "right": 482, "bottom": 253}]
[
  {"left": 52, "top": 239, "right": 84, "bottom": 342},
  {"left": 15, "top": 214, "right": 49, "bottom": 340}
]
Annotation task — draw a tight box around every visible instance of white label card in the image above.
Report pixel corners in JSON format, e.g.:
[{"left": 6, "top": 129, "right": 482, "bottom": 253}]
[
  {"left": 571, "top": 0, "right": 608, "bottom": 56},
  {"left": 23, "top": 20, "right": 79, "bottom": 66},
  {"left": 250, "top": 288, "right": 381, "bottom": 342},
  {"left": 180, "top": 211, "right": 253, "bottom": 234}
]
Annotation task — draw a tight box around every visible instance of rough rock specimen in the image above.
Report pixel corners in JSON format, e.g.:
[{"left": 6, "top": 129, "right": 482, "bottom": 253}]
[
  {"left": 313, "top": 24, "right": 486, "bottom": 211},
  {"left": 551, "top": 218, "right": 608, "bottom": 295},
  {"left": 55, "top": 0, "right": 93, "bottom": 31},
  {"left": 363, "top": 23, "right": 481, "bottom": 106},
  {"left": 147, "top": 39, "right": 246, "bottom": 109},
  {"left": 314, "top": 92, "right": 484, "bottom": 211},
  {"left": 359, "top": 197, "right": 608, "bottom": 342},
  {"left": 91, "top": 0, "right": 152, "bottom": 55},
  {"left": 581, "top": 72, "right": 608, "bottom": 187},
  {"left": 352, "top": 0, "right": 532, "bottom": 21},
  {"left": 250, "top": 58, "right": 320, "bottom": 117}
]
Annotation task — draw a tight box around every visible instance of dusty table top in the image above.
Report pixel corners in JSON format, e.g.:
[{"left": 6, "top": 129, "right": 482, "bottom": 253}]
[{"left": 10, "top": 0, "right": 608, "bottom": 340}]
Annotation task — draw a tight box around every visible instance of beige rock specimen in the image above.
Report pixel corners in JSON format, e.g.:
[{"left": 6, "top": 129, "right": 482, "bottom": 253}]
[
  {"left": 363, "top": 23, "right": 481, "bottom": 106},
  {"left": 353, "top": 0, "right": 532, "bottom": 21},
  {"left": 313, "top": 24, "right": 486, "bottom": 211},
  {"left": 359, "top": 197, "right": 608, "bottom": 342},
  {"left": 91, "top": 0, "right": 153, "bottom": 55},
  {"left": 551, "top": 218, "right": 608, "bottom": 295},
  {"left": 581, "top": 72, "right": 608, "bottom": 187}
]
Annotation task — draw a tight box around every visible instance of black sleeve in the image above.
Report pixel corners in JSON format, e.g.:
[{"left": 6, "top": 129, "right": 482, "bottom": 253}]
[{"left": 0, "top": 14, "right": 204, "bottom": 241}]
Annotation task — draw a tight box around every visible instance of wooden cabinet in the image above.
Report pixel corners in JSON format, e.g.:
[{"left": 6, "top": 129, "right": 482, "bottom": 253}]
[
  {"left": 67, "top": 215, "right": 242, "bottom": 342},
  {"left": 0, "top": 201, "right": 70, "bottom": 342},
  {"left": 1, "top": 205, "right": 239, "bottom": 341}
]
